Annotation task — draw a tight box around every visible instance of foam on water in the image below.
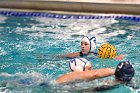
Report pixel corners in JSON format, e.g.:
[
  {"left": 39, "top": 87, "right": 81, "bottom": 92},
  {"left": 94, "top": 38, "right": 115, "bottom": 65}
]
[{"left": 0, "top": 47, "right": 7, "bottom": 56}]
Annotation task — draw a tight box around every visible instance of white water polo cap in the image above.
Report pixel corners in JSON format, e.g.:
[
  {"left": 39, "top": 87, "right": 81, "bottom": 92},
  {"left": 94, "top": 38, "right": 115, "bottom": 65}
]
[
  {"left": 69, "top": 58, "right": 91, "bottom": 72},
  {"left": 81, "top": 36, "right": 96, "bottom": 53}
]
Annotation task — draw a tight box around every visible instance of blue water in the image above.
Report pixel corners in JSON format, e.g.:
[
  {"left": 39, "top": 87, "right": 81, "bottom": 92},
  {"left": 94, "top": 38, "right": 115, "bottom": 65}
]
[{"left": 0, "top": 12, "right": 140, "bottom": 93}]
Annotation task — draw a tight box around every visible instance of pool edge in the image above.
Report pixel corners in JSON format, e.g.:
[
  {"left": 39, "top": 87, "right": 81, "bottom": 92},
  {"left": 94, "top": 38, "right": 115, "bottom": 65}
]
[{"left": 0, "top": 0, "right": 140, "bottom": 15}]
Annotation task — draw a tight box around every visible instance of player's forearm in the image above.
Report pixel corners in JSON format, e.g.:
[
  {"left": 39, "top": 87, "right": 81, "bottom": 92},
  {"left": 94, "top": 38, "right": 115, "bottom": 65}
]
[
  {"left": 65, "top": 52, "right": 80, "bottom": 58},
  {"left": 93, "top": 68, "right": 115, "bottom": 79}
]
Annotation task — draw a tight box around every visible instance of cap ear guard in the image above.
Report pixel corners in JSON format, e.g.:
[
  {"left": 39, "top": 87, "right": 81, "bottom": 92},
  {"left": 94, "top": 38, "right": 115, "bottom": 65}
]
[
  {"left": 78, "top": 58, "right": 88, "bottom": 71},
  {"left": 69, "top": 63, "right": 84, "bottom": 72},
  {"left": 69, "top": 58, "right": 91, "bottom": 72},
  {"left": 90, "top": 36, "right": 96, "bottom": 45},
  {"left": 89, "top": 36, "right": 96, "bottom": 52},
  {"left": 69, "top": 58, "right": 84, "bottom": 72},
  {"left": 69, "top": 58, "right": 76, "bottom": 72}
]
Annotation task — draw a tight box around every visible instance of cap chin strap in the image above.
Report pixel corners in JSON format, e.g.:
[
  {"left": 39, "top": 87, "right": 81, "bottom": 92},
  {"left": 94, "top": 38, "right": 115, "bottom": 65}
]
[
  {"left": 69, "top": 58, "right": 89, "bottom": 71},
  {"left": 78, "top": 58, "right": 89, "bottom": 71}
]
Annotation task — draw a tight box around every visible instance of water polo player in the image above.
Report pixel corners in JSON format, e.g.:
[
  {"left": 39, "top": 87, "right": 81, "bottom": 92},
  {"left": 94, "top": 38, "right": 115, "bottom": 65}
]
[
  {"left": 56, "top": 61, "right": 135, "bottom": 84},
  {"left": 65, "top": 36, "right": 125, "bottom": 60},
  {"left": 115, "top": 61, "right": 135, "bottom": 82},
  {"left": 65, "top": 36, "right": 97, "bottom": 58}
]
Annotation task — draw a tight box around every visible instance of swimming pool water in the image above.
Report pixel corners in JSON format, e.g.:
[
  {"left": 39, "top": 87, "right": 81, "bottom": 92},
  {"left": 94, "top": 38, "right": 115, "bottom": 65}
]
[{"left": 0, "top": 11, "right": 140, "bottom": 93}]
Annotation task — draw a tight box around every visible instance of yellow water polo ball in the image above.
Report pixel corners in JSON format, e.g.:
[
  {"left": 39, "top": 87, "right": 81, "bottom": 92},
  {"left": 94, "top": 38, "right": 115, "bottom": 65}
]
[{"left": 98, "top": 43, "right": 116, "bottom": 58}]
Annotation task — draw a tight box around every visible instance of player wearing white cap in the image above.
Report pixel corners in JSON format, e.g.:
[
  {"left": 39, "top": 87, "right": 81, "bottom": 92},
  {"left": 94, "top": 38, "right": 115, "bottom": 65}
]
[
  {"left": 65, "top": 36, "right": 125, "bottom": 60},
  {"left": 65, "top": 36, "right": 97, "bottom": 58}
]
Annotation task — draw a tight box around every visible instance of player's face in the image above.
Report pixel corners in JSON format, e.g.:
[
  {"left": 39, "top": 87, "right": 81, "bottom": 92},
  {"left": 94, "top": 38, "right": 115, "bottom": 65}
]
[{"left": 81, "top": 41, "right": 90, "bottom": 54}]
